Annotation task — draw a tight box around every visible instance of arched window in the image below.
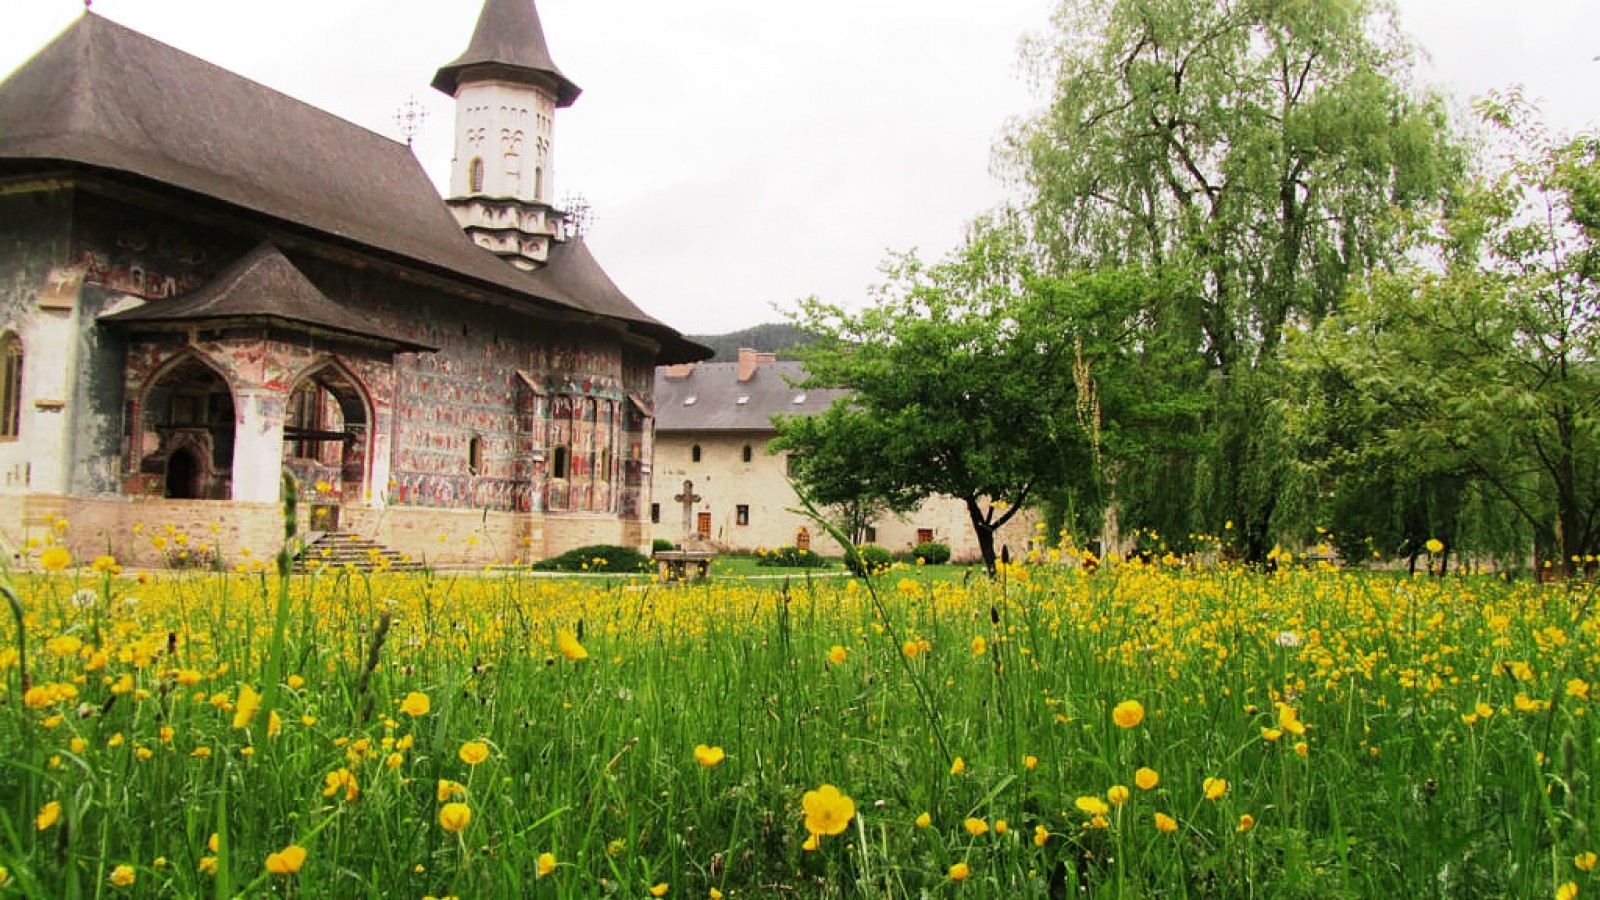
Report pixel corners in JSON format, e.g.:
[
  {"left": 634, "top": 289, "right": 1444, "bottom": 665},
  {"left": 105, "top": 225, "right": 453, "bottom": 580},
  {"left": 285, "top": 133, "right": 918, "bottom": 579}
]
[
  {"left": 691, "top": 444, "right": 702, "bottom": 463},
  {"left": 469, "top": 157, "right": 485, "bottom": 193},
  {"left": 0, "top": 333, "right": 21, "bottom": 440},
  {"left": 468, "top": 435, "right": 483, "bottom": 475},
  {"left": 534, "top": 167, "right": 544, "bottom": 200},
  {"left": 741, "top": 444, "right": 753, "bottom": 463}
]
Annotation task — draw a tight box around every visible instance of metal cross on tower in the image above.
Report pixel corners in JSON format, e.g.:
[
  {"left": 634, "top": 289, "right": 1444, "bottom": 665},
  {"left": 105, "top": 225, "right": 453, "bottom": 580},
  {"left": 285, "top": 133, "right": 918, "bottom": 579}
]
[{"left": 393, "top": 96, "right": 427, "bottom": 147}]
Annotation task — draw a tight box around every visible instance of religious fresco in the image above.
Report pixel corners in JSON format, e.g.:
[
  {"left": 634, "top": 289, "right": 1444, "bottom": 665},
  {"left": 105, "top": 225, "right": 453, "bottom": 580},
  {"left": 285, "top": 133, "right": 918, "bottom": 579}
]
[{"left": 71, "top": 203, "right": 238, "bottom": 302}]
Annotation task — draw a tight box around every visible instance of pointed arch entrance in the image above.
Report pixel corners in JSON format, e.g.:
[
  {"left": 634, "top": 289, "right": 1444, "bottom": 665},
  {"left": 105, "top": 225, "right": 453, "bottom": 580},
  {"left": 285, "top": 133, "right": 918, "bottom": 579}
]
[
  {"left": 282, "top": 360, "right": 374, "bottom": 505},
  {"left": 135, "top": 354, "right": 236, "bottom": 499}
]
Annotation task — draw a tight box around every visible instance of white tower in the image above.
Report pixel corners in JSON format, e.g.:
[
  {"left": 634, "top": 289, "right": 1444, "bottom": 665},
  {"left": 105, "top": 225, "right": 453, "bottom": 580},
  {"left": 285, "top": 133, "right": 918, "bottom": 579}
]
[{"left": 432, "top": 0, "right": 582, "bottom": 270}]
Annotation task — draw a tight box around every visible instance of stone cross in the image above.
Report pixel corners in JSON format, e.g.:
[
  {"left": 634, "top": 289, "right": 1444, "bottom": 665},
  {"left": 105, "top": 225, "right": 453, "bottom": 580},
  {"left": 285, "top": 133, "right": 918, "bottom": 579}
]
[{"left": 674, "top": 479, "right": 702, "bottom": 542}]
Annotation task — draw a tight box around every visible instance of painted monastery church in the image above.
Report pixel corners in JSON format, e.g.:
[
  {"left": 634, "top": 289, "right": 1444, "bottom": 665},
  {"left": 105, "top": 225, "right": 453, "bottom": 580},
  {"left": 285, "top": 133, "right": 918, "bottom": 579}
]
[{"left": 0, "top": 0, "right": 708, "bottom": 566}]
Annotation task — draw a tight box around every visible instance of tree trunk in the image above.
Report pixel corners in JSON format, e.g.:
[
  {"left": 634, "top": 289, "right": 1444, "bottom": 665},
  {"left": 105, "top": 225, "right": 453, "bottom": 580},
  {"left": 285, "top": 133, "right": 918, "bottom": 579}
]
[{"left": 965, "top": 497, "right": 999, "bottom": 576}]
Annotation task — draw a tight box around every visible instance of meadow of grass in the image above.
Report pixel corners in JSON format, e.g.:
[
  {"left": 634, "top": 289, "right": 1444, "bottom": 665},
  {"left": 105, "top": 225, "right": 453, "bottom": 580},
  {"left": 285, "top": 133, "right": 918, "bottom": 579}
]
[{"left": 0, "top": 539, "right": 1595, "bottom": 898}]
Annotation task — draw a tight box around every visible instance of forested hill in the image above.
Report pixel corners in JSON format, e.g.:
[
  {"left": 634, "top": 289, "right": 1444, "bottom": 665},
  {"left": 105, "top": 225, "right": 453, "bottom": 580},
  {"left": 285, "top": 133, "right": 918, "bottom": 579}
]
[{"left": 687, "top": 322, "right": 815, "bottom": 361}]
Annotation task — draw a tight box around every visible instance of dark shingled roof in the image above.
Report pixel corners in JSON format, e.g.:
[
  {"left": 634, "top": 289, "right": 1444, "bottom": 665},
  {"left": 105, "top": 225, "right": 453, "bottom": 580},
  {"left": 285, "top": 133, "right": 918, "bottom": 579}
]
[
  {"left": 655, "top": 361, "right": 851, "bottom": 432},
  {"left": 101, "top": 242, "right": 437, "bottom": 352},
  {"left": 0, "top": 13, "right": 705, "bottom": 364},
  {"left": 432, "top": 0, "right": 581, "bottom": 106}
]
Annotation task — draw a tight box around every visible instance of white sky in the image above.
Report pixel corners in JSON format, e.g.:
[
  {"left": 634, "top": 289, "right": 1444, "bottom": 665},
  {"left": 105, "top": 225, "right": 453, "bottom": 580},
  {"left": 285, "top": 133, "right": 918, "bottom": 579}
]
[{"left": 2, "top": 1, "right": 1596, "bottom": 336}]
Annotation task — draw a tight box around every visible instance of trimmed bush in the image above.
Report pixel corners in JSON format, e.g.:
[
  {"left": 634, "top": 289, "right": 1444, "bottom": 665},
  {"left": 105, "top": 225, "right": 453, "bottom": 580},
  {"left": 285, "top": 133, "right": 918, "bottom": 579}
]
[
  {"left": 844, "top": 544, "right": 894, "bottom": 576},
  {"left": 652, "top": 538, "right": 677, "bottom": 554},
  {"left": 532, "top": 544, "right": 652, "bottom": 573},
  {"left": 911, "top": 541, "right": 951, "bottom": 565},
  {"left": 756, "top": 546, "right": 827, "bottom": 568}
]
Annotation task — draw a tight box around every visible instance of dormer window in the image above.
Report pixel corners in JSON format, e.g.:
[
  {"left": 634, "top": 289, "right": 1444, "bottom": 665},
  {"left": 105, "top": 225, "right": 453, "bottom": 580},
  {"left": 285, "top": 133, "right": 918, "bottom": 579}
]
[
  {"left": 684, "top": 396, "right": 697, "bottom": 406},
  {"left": 736, "top": 395, "right": 750, "bottom": 405},
  {"left": 792, "top": 393, "right": 807, "bottom": 405}
]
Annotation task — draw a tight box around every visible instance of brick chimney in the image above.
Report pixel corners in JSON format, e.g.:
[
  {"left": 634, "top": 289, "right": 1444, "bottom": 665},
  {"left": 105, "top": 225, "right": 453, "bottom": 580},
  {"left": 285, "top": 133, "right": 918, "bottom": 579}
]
[{"left": 737, "top": 347, "right": 776, "bottom": 383}]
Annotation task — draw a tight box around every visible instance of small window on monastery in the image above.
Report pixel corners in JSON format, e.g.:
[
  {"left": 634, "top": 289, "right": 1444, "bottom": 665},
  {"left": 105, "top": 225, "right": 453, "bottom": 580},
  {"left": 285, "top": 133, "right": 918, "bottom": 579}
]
[
  {"left": 469, "top": 157, "right": 485, "bottom": 193},
  {"left": 742, "top": 444, "right": 753, "bottom": 463},
  {"left": 534, "top": 166, "right": 544, "bottom": 200},
  {"left": 0, "top": 333, "right": 21, "bottom": 440},
  {"left": 736, "top": 504, "right": 750, "bottom": 527},
  {"left": 650, "top": 503, "right": 660, "bottom": 524},
  {"left": 917, "top": 528, "right": 935, "bottom": 545},
  {"left": 552, "top": 445, "right": 569, "bottom": 479},
  {"left": 691, "top": 444, "right": 702, "bottom": 463},
  {"left": 468, "top": 435, "right": 483, "bottom": 475},
  {"left": 863, "top": 526, "right": 877, "bottom": 543}
]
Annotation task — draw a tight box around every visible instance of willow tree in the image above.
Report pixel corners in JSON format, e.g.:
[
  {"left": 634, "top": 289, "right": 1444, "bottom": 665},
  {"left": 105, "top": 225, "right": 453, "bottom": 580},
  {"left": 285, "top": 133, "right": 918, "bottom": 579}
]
[{"left": 1004, "top": 0, "right": 1461, "bottom": 559}]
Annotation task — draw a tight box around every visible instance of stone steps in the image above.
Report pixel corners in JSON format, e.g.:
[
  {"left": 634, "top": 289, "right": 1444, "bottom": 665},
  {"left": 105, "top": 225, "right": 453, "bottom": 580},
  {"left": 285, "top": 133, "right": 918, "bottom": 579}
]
[{"left": 299, "top": 531, "right": 424, "bottom": 573}]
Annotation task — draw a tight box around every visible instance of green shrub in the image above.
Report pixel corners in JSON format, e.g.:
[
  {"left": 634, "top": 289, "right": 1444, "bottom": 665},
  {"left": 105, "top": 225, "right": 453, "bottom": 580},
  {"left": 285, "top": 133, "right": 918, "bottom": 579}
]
[
  {"left": 755, "top": 546, "right": 827, "bottom": 568},
  {"left": 844, "top": 544, "right": 894, "bottom": 576},
  {"left": 532, "top": 544, "right": 652, "bottom": 573},
  {"left": 911, "top": 541, "right": 951, "bottom": 565},
  {"left": 652, "top": 538, "right": 677, "bottom": 554}
]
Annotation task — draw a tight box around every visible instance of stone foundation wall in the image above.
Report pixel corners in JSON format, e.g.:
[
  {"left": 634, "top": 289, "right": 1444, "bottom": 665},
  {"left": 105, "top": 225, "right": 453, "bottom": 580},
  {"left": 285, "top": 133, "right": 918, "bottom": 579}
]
[{"left": 26, "top": 496, "right": 287, "bottom": 569}]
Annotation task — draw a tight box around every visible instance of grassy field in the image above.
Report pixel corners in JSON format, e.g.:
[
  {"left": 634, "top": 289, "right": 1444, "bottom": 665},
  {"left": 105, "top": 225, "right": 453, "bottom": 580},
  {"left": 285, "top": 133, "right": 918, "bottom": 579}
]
[{"left": 0, "top": 546, "right": 1595, "bottom": 898}]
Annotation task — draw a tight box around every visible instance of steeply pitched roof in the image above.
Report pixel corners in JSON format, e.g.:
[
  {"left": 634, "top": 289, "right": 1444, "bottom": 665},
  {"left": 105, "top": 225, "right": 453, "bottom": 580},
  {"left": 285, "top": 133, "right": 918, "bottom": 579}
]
[
  {"left": 432, "top": 0, "right": 581, "bottom": 106},
  {"left": 0, "top": 14, "right": 705, "bottom": 364},
  {"left": 100, "top": 242, "right": 437, "bottom": 352},
  {"left": 655, "top": 361, "right": 851, "bottom": 432}
]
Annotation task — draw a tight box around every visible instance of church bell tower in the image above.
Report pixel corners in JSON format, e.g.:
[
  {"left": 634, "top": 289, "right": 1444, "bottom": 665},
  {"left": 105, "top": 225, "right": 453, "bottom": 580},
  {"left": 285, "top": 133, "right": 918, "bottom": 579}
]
[{"left": 433, "top": 0, "right": 582, "bottom": 270}]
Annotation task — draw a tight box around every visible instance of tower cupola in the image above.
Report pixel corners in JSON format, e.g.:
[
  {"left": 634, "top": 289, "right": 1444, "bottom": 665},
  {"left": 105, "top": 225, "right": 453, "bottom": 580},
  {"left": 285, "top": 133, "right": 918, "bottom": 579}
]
[{"left": 435, "top": 0, "right": 579, "bottom": 270}]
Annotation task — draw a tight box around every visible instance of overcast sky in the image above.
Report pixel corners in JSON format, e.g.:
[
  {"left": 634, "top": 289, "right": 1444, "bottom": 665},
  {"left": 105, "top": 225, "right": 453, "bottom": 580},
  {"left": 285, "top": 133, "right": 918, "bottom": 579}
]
[{"left": 3, "top": 1, "right": 1596, "bottom": 336}]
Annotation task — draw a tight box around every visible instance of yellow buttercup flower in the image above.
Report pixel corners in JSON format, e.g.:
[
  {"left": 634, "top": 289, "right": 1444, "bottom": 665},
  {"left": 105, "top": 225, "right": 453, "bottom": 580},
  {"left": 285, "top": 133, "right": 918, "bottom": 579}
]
[
  {"left": 265, "top": 844, "right": 307, "bottom": 875},
  {"left": 649, "top": 883, "right": 669, "bottom": 897},
  {"left": 557, "top": 631, "right": 589, "bottom": 661},
  {"left": 537, "top": 851, "right": 556, "bottom": 877},
  {"left": 1575, "top": 851, "right": 1596, "bottom": 871},
  {"left": 827, "top": 645, "right": 847, "bottom": 665},
  {"left": 1023, "top": 754, "right": 1038, "bottom": 770},
  {"left": 1135, "top": 767, "right": 1159, "bottom": 790},
  {"left": 949, "top": 756, "right": 966, "bottom": 775},
  {"left": 1074, "top": 796, "right": 1109, "bottom": 817},
  {"left": 437, "top": 779, "right": 467, "bottom": 802},
  {"left": 963, "top": 817, "right": 988, "bottom": 836},
  {"left": 439, "top": 802, "right": 472, "bottom": 833},
  {"left": 970, "top": 635, "right": 987, "bottom": 656},
  {"left": 1154, "top": 812, "right": 1178, "bottom": 833},
  {"left": 322, "top": 767, "right": 359, "bottom": 802},
  {"left": 694, "top": 744, "right": 725, "bottom": 767},
  {"left": 109, "top": 865, "right": 136, "bottom": 887},
  {"left": 1112, "top": 699, "right": 1144, "bottom": 729},
  {"left": 948, "top": 862, "right": 970, "bottom": 882},
  {"left": 458, "top": 740, "right": 490, "bottom": 766},
  {"left": 915, "top": 811, "right": 932, "bottom": 828},
  {"left": 801, "top": 784, "right": 855, "bottom": 837},
  {"left": 1033, "top": 824, "right": 1049, "bottom": 846},
  {"left": 1107, "top": 785, "right": 1130, "bottom": 806},
  {"left": 40, "top": 546, "right": 72, "bottom": 571},
  {"left": 399, "top": 692, "right": 431, "bottom": 717},
  {"left": 1425, "top": 538, "right": 1444, "bottom": 554},
  {"left": 232, "top": 684, "right": 261, "bottom": 730},
  {"left": 1237, "top": 814, "right": 1255, "bottom": 832},
  {"left": 36, "top": 801, "right": 61, "bottom": 831},
  {"left": 1203, "top": 777, "right": 1228, "bottom": 800}
]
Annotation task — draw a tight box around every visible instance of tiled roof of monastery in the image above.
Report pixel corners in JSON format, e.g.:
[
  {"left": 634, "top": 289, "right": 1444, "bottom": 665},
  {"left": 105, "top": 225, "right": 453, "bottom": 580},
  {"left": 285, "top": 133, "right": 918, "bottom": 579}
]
[
  {"left": 655, "top": 360, "right": 852, "bottom": 432},
  {"left": 0, "top": 13, "right": 705, "bottom": 364},
  {"left": 432, "top": 0, "right": 581, "bottom": 106},
  {"left": 101, "top": 242, "right": 437, "bottom": 352}
]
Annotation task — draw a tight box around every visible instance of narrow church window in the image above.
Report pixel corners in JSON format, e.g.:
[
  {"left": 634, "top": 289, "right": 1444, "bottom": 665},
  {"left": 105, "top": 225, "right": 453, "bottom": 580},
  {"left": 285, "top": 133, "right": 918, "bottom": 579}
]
[
  {"left": 691, "top": 444, "right": 702, "bottom": 463},
  {"left": 469, "top": 157, "right": 485, "bottom": 193},
  {"left": 650, "top": 502, "right": 660, "bottom": 524},
  {"left": 552, "top": 445, "right": 569, "bottom": 479},
  {"left": 736, "top": 504, "right": 750, "bottom": 526},
  {"left": 0, "top": 333, "right": 21, "bottom": 440},
  {"left": 468, "top": 435, "right": 483, "bottom": 475},
  {"left": 741, "top": 444, "right": 753, "bottom": 463},
  {"left": 534, "top": 167, "right": 544, "bottom": 200}
]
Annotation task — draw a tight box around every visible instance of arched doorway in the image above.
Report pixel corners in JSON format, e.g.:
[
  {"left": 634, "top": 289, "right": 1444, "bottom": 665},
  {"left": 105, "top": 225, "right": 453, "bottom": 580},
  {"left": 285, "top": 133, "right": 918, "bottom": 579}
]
[
  {"left": 165, "top": 446, "right": 202, "bottom": 499},
  {"left": 135, "top": 355, "right": 236, "bottom": 499},
  {"left": 283, "top": 362, "right": 372, "bottom": 504}
]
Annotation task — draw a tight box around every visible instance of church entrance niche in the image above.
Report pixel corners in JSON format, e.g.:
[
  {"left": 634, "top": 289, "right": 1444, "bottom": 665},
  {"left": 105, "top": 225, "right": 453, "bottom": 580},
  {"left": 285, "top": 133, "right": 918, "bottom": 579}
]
[
  {"left": 283, "top": 363, "right": 371, "bottom": 504},
  {"left": 136, "top": 356, "right": 235, "bottom": 500},
  {"left": 165, "top": 446, "right": 202, "bottom": 499}
]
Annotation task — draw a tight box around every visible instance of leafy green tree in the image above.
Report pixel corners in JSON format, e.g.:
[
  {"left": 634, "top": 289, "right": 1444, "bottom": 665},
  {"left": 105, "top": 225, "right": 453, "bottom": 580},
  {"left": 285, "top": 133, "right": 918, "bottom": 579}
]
[
  {"left": 772, "top": 401, "right": 919, "bottom": 545},
  {"left": 1004, "top": 0, "right": 1460, "bottom": 560},
  {"left": 1288, "top": 96, "right": 1599, "bottom": 574},
  {"left": 780, "top": 224, "right": 1089, "bottom": 573}
]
